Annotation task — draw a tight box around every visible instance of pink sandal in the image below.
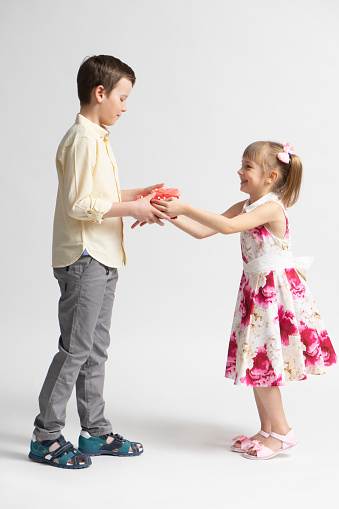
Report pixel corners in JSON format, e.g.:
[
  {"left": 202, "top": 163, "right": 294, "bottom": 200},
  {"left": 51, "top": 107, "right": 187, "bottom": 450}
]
[
  {"left": 231, "top": 430, "right": 269, "bottom": 452},
  {"left": 243, "top": 429, "right": 297, "bottom": 460}
]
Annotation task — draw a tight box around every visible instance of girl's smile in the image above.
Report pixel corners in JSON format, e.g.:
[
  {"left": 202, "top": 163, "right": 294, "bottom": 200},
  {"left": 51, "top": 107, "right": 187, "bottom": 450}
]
[{"left": 238, "top": 158, "right": 275, "bottom": 203}]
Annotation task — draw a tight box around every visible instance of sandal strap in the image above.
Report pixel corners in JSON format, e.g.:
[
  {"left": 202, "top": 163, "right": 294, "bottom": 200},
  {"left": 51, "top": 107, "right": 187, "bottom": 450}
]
[
  {"left": 249, "top": 440, "right": 264, "bottom": 452},
  {"left": 49, "top": 442, "right": 74, "bottom": 459},
  {"left": 40, "top": 434, "right": 66, "bottom": 449},
  {"left": 71, "top": 450, "right": 90, "bottom": 466},
  {"left": 71, "top": 454, "right": 80, "bottom": 466},
  {"left": 40, "top": 434, "right": 78, "bottom": 460},
  {"left": 131, "top": 442, "right": 140, "bottom": 453},
  {"left": 100, "top": 433, "right": 124, "bottom": 451},
  {"left": 54, "top": 446, "right": 91, "bottom": 465},
  {"left": 96, "top": 433, "right": 141, "bottom": 455},
  {"left": 270, "top": 429, "right": 296, "bottom": 446},
  {"left": 258, "top": 430, "right": 270, "bottom": 438},
  {"left": 35, "top": 434, "right": 91, "bottom": 467},
  {"left": 254, "top": 443, "right": 276, "bottom": 458}
]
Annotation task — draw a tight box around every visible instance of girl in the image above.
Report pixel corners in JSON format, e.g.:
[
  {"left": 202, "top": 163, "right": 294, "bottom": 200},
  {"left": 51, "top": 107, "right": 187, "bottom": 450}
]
[{"left": 151, "top": 141, "right": 337, "bottom": 460}]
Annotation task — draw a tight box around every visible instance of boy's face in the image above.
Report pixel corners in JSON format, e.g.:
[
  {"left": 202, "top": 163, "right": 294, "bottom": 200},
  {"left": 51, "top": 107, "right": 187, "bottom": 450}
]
[{"left": 100, "top": 78, "right": 133, "bottom": 126}]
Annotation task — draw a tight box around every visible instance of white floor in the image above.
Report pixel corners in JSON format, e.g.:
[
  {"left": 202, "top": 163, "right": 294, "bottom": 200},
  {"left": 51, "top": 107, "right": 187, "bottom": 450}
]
[{"left": 1, "top": 329, "right": 338, "bottom": 509}]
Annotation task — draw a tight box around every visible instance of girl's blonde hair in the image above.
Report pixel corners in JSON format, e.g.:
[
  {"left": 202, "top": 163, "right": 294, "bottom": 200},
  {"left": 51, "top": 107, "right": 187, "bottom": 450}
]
[{"left": 243, "top": 141, "right": 303, "bottom": 207}]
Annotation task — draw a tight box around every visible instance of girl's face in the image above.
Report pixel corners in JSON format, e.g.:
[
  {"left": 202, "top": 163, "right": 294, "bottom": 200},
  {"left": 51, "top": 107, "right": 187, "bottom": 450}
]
[{"left": 238, "top": 158, "right": 267, "bottom": 196}]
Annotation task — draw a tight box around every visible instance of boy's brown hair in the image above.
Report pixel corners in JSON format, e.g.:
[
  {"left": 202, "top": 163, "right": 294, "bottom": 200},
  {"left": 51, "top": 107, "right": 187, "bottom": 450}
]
[{"left": 77, "top": 55, "right": 136, "bottom": 105}]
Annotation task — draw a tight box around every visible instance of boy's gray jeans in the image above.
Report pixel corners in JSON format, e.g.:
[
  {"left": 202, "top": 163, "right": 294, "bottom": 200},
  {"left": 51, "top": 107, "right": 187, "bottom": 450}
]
[{"left": 34, "top": 256, "right": 118, "bottom": 441}]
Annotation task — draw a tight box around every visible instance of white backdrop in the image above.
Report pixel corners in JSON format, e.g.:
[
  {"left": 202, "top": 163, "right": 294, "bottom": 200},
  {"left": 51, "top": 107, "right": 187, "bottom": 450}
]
[{"left": 1, "top": 1, "right": 338, "bottom": 508}]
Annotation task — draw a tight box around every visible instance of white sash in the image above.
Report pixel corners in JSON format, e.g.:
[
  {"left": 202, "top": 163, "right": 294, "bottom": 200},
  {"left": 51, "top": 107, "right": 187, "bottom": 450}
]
[
  {"left": 293, "top": 256, "right": 314, "bottom": 280},
  {"left": 243, "top": 252, "right": 313, "bottom": 279},
  {"left": 242, "top": 193, "right": 313, "bottom": 280}
]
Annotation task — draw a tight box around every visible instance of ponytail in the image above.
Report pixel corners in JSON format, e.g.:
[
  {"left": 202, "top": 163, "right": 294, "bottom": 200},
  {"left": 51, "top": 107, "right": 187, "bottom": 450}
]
[{"left": 278, "top": 153, "right": 303, "bottom": 208}]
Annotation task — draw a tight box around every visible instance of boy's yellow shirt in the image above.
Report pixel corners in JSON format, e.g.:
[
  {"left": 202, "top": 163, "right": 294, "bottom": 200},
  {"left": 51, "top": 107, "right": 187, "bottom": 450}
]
[{"left": 52, "top": 114, "right": 126, "bottom": 268}]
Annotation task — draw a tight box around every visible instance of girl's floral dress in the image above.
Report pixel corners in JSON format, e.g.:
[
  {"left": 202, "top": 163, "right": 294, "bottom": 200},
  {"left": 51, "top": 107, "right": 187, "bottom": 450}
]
[{"left": 225, "top": 193, "right": 336, "bottom": 387}]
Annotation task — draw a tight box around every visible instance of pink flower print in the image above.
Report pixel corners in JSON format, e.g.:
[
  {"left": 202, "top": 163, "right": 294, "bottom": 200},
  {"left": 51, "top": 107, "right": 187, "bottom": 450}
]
[
  {"left": 271, "top": 374, "right": 284, "bottom": 386},
  {"left": 240, "top": 346, "right": 283, "bottom": 386},
  {"left": 278, "top": 304, "right": 298, "bottom": 346},
  {"left": 285, "top": 268, "right": 306, "bottom": 300},
  {"left": 239, "top": 271, "right": 247, "bottom": 289},
  {"left": 250, "top": 225, "right": 271, "bottom": 241},
  {"left": 225, "top": 332, "right": 237, "bottom": 376},
  {"left": 284, "top": 218, "right": 290, "bottom": 240},
  {"left": 299, "top": 321, "right": 322, "bottom": 368},
  {"left": 239, "top": 278, "right": 255, "bottom": 328},
  {"left": 242, "top": 251, "right": 249, "bottom": 263},
  {"left": 255, "top": 271, "right": 277, "bottom": 309},
  {"left": 319, "top": 330, "right": 337, "bottom": 366}
]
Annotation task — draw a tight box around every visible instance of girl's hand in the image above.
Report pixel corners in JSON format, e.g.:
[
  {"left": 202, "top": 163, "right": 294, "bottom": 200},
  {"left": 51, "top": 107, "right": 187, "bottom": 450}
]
[
  {"left": 132, "top": 193, "right": 170, "bottom": 226},
  {"left": 132, "top": 198, "right": 183, "bottom": 229},
  {"left": 152, "top": 198, "right": 185, "bottom": 218}
]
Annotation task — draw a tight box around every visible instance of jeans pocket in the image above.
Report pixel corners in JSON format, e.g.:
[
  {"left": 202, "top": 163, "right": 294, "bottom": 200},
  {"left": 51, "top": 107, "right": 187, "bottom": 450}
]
[
  {"left": 79, "top": 256, "right": 94, "bottom": 277},
  {"left": 53, "top": 267, "right": 68, "bottom": 294}
]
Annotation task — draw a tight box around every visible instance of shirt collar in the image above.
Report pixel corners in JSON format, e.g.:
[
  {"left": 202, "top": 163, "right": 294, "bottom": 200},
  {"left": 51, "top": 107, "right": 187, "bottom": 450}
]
[
  {"left": 244, "top": 192, "right": 280, "bottom": 212},
  {"left": 76, "top": 113, "right": 110, "bottom": 140}
]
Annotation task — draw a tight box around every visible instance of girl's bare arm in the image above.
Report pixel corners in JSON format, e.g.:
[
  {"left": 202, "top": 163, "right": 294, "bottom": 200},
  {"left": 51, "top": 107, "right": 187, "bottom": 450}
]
[
  {"left": 152, "top": 200, "right": 246, "bottom": 239},
  {"left": 152, "top": 198, "right": 284, "bottom": 235}
]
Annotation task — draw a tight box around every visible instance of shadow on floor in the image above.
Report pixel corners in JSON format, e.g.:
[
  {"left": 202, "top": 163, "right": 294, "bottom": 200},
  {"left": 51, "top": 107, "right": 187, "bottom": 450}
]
[
  {"left": 0, "top": 416, "right": 242, "bottom": 461},
  {"left": 0, "top": 449, "right": 29, "bottom": 462},
  {"left": 113, "top": 414, "right": 239, "bottom": 452}
]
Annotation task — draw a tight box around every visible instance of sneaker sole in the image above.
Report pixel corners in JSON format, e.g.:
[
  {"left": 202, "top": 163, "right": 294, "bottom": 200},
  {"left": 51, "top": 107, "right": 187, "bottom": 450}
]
[
  {"left": 28, "top": 452, "right": 91, "bottom": 469},
  {"left": 78, "top": 448, "right": 143, "bottom": 457}
]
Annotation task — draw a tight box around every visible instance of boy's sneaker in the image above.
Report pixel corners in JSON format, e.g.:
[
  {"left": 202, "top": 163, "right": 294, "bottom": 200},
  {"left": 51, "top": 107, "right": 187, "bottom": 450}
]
[{"left": 78, "top": 430, "right": 143, "bottom": 457}]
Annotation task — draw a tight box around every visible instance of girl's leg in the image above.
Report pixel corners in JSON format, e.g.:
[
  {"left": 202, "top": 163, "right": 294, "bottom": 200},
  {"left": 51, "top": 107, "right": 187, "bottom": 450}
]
[
  {"left": 247, "top": 386, "right": 291, "bottom": 456},
  {"left": 253, "top": 387, "right": 271, "bottom": 435},
  {"left": 233, "top": 388, "right": 271, "bottom": 449}
]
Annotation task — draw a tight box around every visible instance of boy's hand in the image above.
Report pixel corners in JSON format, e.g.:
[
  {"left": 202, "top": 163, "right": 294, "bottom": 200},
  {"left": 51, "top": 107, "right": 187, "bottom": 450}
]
[
  {"left": 139, "top": 183, "right": 165, "bottom": 197},
  {"left": 132, "top": 193, "right": 170, "bottom": 226},
  {"left": 152, "top": 198, "right": 184, "bottom": 218},
  {"left": 131, "top": 197, "right": 184, "bottom": 229}
]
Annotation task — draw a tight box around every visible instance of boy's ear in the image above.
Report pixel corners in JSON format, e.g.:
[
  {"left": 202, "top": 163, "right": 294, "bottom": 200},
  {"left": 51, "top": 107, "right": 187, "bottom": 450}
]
[{"left": 93, "top": 85, "right": 105, "bottom": 104}]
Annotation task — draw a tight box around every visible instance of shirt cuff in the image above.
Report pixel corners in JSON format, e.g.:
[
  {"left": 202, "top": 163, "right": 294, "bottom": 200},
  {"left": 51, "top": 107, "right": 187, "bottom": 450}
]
[{"left": 87, "top": 208, "right": 104, "bottom": 224}]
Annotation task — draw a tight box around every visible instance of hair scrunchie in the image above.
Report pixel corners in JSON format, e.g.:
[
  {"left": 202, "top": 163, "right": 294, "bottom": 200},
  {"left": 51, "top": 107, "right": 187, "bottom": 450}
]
[{"left": 277, "top": 142, "right": 294, "bottom": 164}]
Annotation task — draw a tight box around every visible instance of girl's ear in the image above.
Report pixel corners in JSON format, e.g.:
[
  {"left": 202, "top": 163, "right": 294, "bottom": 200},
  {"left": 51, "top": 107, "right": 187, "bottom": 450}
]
[{"left": 268, "top": 170, "right": 278, "bottom": 184}]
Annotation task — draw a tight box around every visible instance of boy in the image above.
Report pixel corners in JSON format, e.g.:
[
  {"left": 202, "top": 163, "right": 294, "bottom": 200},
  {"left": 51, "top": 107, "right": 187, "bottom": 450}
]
[{"left": 29, "top": 55, "right": 169, "bottom": 469}]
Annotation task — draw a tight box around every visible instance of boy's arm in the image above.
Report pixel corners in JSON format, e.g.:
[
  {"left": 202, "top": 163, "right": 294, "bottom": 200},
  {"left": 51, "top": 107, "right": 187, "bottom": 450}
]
[
  {"left": 103, "top": 193, "right": 169, "bottom": 225},
  {"left": 63, "top": 137, "right": 109, "bottom": 224},
  {"left": 63, "top": 138, "right": 168, "bottom": 226},
  {"left": 121, "top": 183, "right": 164, "bottom": 202}
]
